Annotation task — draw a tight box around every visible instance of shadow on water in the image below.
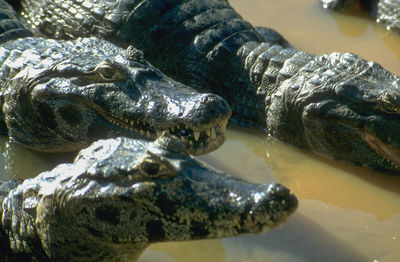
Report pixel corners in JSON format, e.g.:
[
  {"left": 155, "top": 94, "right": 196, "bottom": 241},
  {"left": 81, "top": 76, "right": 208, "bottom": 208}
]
[
  {"left": 223, "top": 212, "right": 369, "bottom": 262},
  {"left": 206, "top": 126, "right": 400, "bottom": 222},
  {"left": 323, "top": 1, "right": 371, "bottom": 37},
  {"left": 227, "top": 125, "right": 400, "bottom": 195},
  {"left": 141, "top": 210, "right": 370, "bottom": 262}
]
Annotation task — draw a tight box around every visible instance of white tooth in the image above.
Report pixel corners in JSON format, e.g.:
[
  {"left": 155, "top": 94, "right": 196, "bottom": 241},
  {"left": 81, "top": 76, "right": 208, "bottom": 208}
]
[
  {"left": 163, "top": 130, "right": 170, "bottom": 136},
  {"left": 156, "top": 131, "right": 162, "bottom": 137},
  {"left": 181, "top": 136, "right": 185, "bottom": 142},
  {"left": 140, "top": 129, "right": 144, "bottom": 135},
  {"left": 190, "top": 140, "right": 193, "bottom": 146},
  {"left": 210, "top": 128, "right": 216, "bottom": 139},
  {"left": 147, "top": 131, "right": 150, "bottom": 137},
  {"left": 171, "top": 127, "right": 175, "bottom": 132},
  {"left": 206, "top": 129, "right": 211, "bottom": 136},
  {"left": 130, "top": 120, "right": 134, "bottom": 125},
  {"left": 194, "top": 131, "right": 200, "bottom": 141},
  {"left": 220, "top": 124, "right": 226, "bottom": 133}
]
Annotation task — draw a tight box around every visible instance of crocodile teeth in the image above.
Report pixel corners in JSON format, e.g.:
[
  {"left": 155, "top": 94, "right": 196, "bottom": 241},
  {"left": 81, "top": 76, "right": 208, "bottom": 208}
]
[
  {"left": 156, "top": 131, "right": 162, "bottom": 137},
  {"left": 147, "top": 130, "right": 150, "bottom": 137},
  {"left": 194, "top": 131, "right": 200, "bottom": 141},
  {"left": 130, "top": 120, "right": 134, "bottom": 125},
  {"left": 210, "top": 128, "right": 216, "bottom": 139},
  {"left": 220, "top": 123, "right": 226, "bottom": 133},
  {"left": 181, "top": 136, "right": 185, "bottom": 142},
  {"left": 163, "top": 130, "right": 170, "bottom": 136},
  {"left": 206, "top": 129, "right": 211, "bottom": 136}
]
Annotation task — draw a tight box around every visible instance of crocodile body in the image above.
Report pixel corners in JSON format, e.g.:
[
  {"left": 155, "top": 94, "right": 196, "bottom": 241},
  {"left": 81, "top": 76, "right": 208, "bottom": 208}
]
[
  {"left": 18, "top": 0, "right": 400, "bottom": 171},
  {"left": 0, "top": 0, "right": 231, "bottom": 155},
  {"left": 321, "top": 0, "right": 400, "bottom": 32},
  {"left": 0, "top": 136, "right": 298, "bottom": 261}
]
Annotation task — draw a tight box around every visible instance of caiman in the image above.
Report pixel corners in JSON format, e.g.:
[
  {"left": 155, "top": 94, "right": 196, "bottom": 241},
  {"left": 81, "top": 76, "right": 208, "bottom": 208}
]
[
  {"left": 17, "top": 0, "right": 400, "bottom": 171},
  {"left": 321, "top": 0, "right": 400, "bottom": 32},
  {"left": 0, "top": 0, "right": 231, "bottom": 155},
  {"left": 0, "top": 136, "right": 298, "bottom": 262}
]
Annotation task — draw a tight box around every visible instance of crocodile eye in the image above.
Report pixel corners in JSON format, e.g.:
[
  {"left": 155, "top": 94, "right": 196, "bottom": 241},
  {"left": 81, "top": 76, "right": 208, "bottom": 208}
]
[
  {"left": 99, "top": 64, "right": 116, "bottom": 79},
  {"left": 138, "top": 154, "right": 177, "bottom": 179},
  {"left": 382, "top": 102, "right": 400, "bottom": 115},
  {"left": 378, "top": 93, "right": 400, "bottom": 115},
  {"left": 94, "top": 61, "right": 126, "bottom": 81}
]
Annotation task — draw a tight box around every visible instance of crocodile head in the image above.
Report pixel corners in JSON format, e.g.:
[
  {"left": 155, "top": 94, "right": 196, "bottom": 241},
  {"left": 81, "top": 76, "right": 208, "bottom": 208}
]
[
  {"left": 1, "top": 37, "right": 230, "bottom": 155},
  {"left": 4, "top": 136, "right": 297, "bottom": 261},
  {"left": 288, "top": 53, "right": 400, "bottom": 171}
]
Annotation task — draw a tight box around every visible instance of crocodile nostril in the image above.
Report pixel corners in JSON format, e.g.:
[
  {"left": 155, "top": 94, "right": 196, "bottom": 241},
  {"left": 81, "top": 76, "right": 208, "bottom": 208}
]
[
  {"left": 209, "top": 109, "right": 216, "bottom": 117},
  {"left": 200, "top": 94, "right": 212, "bottom": 104},
  {"left": 200, "top": 94, "right": 231, "bottom": 117}
]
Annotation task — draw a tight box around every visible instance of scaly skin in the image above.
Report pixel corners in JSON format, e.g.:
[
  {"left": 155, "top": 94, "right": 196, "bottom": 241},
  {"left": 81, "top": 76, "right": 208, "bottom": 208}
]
[
  {"left": 19, "top": 0, "right": 400, "bottom": 171},
  {"left": 0, "top": 136, "right": 298, "bottom": 261},
  {"left": 0, "top": 0, "right": 231, "bottom": 155},
  {"left": 321, "top": 0, "right": 400, "bottom": 32}
]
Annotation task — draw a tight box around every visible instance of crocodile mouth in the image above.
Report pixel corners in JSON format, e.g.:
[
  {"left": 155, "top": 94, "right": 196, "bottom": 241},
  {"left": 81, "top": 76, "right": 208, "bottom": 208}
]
[
  {"left": 102, "top": 112, "right": 227, "bottom": 155},
  {"left": 364, "top": 133, "right": 400, "bottom": 169}
]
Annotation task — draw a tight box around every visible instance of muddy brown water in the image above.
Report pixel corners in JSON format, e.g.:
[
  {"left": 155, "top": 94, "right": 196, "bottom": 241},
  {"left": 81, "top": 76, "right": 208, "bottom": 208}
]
[{"left": 1, "top": 0, "right": 400, "bottom": 261}]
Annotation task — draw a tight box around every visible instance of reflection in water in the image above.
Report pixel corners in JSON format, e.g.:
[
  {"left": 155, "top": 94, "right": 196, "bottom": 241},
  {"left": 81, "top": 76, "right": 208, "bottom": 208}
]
[
  {"left": 225, "top": 127, "right": 400, "bottom": 221},
  {"left": 327, "top": 4, "right": 400, "bottom": 60},
  {"left": 329, "top": 11, "right": 369, "bottom": 37},
  {"left": 234, "top": 0, "right": 400, "bottom": 75},
  {"left": 1, "top": 0, "right": 400, "bottom": 261},
  {"left": 143, "top": 240, "right": 226, "bottom": 262},
  {"left": 372, "top": 23, "right": 400, "bottom": 60},
  {"left": 0, "top": 136, "right": 74, "bottom": 180}
]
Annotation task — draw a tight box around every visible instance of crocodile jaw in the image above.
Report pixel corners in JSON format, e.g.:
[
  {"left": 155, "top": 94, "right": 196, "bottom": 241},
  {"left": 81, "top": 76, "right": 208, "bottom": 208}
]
[{"left": 364, "top": 133, "right": 400, "bottom": 170}]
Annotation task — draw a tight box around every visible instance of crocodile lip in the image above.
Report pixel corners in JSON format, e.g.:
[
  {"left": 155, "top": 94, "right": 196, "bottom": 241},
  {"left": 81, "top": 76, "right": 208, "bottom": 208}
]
[
  {"left": 364, "top": 133, "right": 400, "bottom": 169},
  {"left": 101, "top": 112, "right": 227, "bottom": 155}
]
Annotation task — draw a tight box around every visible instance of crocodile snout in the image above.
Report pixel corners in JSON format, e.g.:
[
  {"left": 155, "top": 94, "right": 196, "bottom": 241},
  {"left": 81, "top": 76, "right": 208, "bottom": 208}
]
[
  {"left": 250, "top": 183, "right": 298, "bottom": 227},
  {"left": 199, "top": 93, "right": 231, "bottom": 119}
]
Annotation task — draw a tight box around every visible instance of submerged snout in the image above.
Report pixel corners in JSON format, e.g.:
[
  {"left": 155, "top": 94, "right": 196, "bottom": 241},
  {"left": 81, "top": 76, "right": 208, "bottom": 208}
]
[{"left": 249, "top": 183, "right": 298, "bottom": 228}]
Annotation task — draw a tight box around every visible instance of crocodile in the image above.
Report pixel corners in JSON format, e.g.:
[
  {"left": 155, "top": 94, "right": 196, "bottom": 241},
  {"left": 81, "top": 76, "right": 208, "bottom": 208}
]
[
  {"left": 0, "top": 0, "right": 231, "bottom": 155},
  {"left": 18, "top": 0, "right": 400, "bottom": 171},
  {"left": 320, "top": 0, "right": 400, "bottom": 32},
  {"left": 0, "top": 135, "right": 298, "bottom": 262}
]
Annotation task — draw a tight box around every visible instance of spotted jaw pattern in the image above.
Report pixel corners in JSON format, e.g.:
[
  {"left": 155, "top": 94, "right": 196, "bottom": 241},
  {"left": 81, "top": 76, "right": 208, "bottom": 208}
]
[
  {"left": 364, "top": 133, "right": 400, "bottom": 170},
  {"left": 104, "top": 113, "right": 227, "bottom": 155}
]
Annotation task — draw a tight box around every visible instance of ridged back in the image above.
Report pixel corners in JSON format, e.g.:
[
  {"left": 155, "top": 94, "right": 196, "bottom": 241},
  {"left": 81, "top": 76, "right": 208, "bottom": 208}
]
[{"left": 0, "top": 0, "right": 33, "bottom": 44}]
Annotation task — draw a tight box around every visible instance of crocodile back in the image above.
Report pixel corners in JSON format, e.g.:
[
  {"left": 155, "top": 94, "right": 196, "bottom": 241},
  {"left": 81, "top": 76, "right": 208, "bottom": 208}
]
[{"left": 0, "top": 0, "right": 33, "bottom": 44}]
